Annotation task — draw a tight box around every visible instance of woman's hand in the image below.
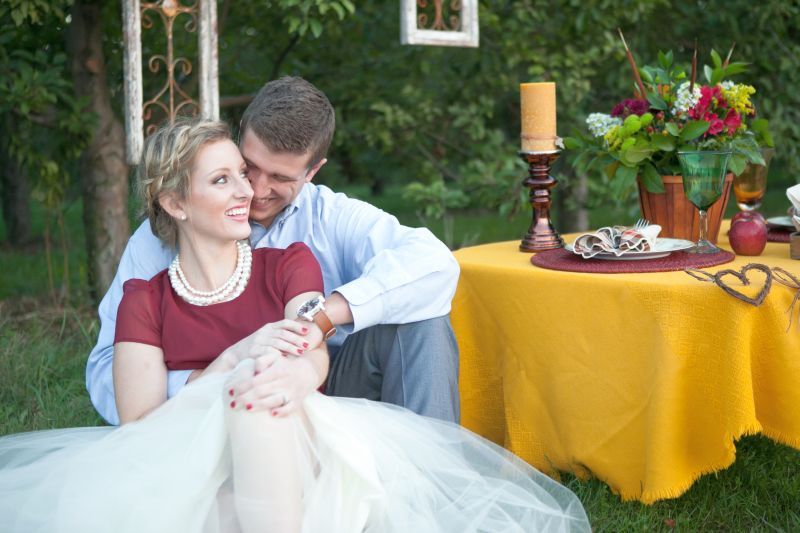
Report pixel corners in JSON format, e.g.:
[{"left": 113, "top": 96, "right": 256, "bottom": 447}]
[
  {"left": 227, "top": 351, "right": 321, "bottom": 417},
  {"left": 222, "top": 319, "right": 312, "bottom": 363}
]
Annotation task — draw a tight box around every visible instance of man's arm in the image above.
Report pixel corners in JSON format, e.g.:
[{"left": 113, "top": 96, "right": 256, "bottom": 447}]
[
  {"left": 86, "top": 220, "right": 176, "bottom": 425},
  {"left": 324, "top": 194, "right": 460, "bottom": 332}
]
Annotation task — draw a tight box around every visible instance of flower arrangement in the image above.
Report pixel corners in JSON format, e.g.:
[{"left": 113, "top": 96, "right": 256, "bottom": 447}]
[{"left": 566, "top": 40, "right": 773, "bottom": 196}]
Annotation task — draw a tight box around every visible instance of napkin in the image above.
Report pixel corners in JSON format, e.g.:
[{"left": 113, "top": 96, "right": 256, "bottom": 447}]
[
  {"left": 572, "top": 224, "right": 662, "bottom": 258},
  {"left": 786, "top": 184, "right": 800, "bottom": 232}
]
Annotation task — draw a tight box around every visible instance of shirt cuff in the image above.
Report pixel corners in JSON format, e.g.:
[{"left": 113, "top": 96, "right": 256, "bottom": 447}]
[
  {"left": 333, "top": 277, "right": 386, "bottom": 333},
  {"left": 167, "top": 369, "right": 193, "bottom": 398}
]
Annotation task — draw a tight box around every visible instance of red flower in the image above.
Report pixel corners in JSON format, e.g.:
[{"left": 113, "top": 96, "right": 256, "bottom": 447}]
[
  {"left": 723, "top": 109, "right": 742, "bottom": 135},
  {"left": 689, "top": 85, "right": 725, "bottom": 120},
  {"left": 611, "top": 98, "right": 650, "bottom": 118},
  {"left": 706, "top": 113, "right": 724, "bottom": 135}
]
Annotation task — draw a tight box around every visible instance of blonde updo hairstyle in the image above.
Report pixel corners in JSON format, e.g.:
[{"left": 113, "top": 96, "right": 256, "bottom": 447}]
[{"left": 137, "top": 118, "right": 232, "bottom": 248}]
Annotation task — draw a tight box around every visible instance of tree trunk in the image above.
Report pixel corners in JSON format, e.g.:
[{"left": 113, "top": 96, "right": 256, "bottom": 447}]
[
  {"left": 0, "top": 140, "right": 32, "bottom": 245},
  {"left": 68, "top": 0, "right": 130, "bottom": 303},
  {"left": 557, "top": 172, "right": 589, "bottom": 233}
]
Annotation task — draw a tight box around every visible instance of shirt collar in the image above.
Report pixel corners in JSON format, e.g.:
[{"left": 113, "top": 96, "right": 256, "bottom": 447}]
[{"left": 248, "top": 183, "right": 311, "bottom": 241}]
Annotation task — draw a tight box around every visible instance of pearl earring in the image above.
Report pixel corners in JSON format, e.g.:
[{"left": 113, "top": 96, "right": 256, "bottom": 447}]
[{"left": 180, "top": 214, "right": 187, "bottom": 220}]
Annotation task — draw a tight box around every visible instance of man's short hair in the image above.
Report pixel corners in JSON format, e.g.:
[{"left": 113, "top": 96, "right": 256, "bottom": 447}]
[{"left": 240, "top": 76, "right": 335, "bottom": 169}]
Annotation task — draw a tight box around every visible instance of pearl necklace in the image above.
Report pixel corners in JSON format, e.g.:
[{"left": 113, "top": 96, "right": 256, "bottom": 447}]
[{"left": 168, "top": 240, "right": 252, "bottom": 306}]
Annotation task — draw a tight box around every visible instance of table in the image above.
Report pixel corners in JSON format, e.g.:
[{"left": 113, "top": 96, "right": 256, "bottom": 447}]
[{"left": 452, "top": 224, "right": 800, "bottom": 503}]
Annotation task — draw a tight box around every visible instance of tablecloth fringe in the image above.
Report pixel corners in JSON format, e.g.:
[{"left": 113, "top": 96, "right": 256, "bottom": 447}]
[
  {"left": 760, "top": 426, "right": 800, "bottom": 450},
  {"left": 614, "top": 423, "right": 763, "bottom": 505}
]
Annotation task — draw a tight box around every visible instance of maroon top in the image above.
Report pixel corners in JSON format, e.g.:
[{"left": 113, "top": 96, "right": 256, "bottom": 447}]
[{"left": 114, "top": 243, "right": 323, "bottom": 370}]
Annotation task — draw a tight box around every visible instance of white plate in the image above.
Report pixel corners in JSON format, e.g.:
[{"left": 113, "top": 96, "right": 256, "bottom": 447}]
[
  {"left": 567, "top": 238, "right": 696, "bottom": 260},
  {"left": 766, "top": 216, "right": 794, "bottom": 229}
]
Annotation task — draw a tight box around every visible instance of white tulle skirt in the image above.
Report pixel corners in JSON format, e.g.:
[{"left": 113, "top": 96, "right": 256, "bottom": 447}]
[{"left": 0, "top": 362, "right": 590, "bottom": 532}]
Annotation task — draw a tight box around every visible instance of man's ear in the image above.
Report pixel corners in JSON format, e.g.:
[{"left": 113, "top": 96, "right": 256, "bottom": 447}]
[
  {"left": 158, "top": 192, "right": 188, "bottom": 221},
  {"left": 305, "top": 158, "right": 327, "bottom": 183}
]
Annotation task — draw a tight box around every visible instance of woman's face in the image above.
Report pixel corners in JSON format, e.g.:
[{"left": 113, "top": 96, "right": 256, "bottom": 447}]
[{"left": 181, "top": 139, "right": 254, "bottom": 244}]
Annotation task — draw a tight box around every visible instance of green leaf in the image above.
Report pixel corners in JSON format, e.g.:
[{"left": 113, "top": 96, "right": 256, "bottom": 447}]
[
  {"left": 309, "top": 19, "right": 323, "bottom": 38},
  {"left": 646, "top": 92, "right": 667, "bottom": 111},
  {"left": 728, "top": 154, "right": 747, "bottom": 176},
  {"left": 642, "top": 162, "right": 665, "bottom": 193},
  {"left": 751, "top": 118, "right": 774, "bottom": 147},
  {"left": 650, "top": 134, "right": 675, "bottom": 151},
  {"left": 563, "top": 137, "right": 583, "bottom": 150},
  {"left": 680, "top": 120, "right": 710, "bottom": 142},
  {"left": 665, "top": 123, "right": 681, "bottom": 137},
  {"left": 710, "top": 48, "right": 722, "bottom": 68},
  {"left": 604, "top": 160, "right": 620, "bottom": 179},
  {"left": 658, "top": 50, "right": 669, "bottom": 70},
  {"left": 615, "top": 164, "right": 638, "bottom": 184},
  {"left": 330, "top": 2, "right": 345, "bottom": 18},
  {"left": 723, "top": 63, "right": 747, "bottom": 76},
  {"left": 638, "top": 67, "right": 654, "bottom": 84},
  {"left": 621, "top": 141, "right": 654, "bottom": 164},
  {"left": 703, "top": 65, "right": 713, "bottom": 84}
]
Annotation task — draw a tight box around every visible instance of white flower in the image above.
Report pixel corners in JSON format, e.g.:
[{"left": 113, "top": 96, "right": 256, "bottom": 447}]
[
  {"left": 586, "top": 113, "right": 622, "bottom": 137},
  {"left": 672, "top": 81, "right": 701, "bottom": 115},
  {"left": 720, "top": 80, "right": 735, "bottom": 90}
]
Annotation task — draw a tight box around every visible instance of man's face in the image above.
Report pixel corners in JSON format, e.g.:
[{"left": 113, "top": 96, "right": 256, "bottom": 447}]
[{"left": 239, "top": 129, "right": 325, "bottom": 228}]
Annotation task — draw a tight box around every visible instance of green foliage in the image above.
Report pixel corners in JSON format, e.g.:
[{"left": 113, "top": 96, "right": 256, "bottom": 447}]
[
  {"left": 273, "top": 0, "right": 355, "bottom": 37},
  {"left": 0, "top": 0, "right": 92, "bottom": 212},
  {"left": 2, "top": 0, "right": 66, "bottom": 26},
  {"left": 0, "top": 0, "right": 94, "bottom": 301}
]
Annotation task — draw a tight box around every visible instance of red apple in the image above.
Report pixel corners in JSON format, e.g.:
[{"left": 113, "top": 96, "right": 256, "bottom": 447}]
[
  {"left": 729, "top": 212, "right": 767, "bottom": 256},
  {"left": 731, "top": 210, "right": 765, "bottom": 225}
]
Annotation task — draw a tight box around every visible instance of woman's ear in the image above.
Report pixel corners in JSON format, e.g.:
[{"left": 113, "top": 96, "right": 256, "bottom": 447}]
[{"left": 158, "top": 192, "right": 188, "bottom": 221}]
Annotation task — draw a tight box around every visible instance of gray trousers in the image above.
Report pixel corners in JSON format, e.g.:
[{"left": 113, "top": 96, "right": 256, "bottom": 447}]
[{"left": 326, "top": 315, "right": 460, "bottom": 423}]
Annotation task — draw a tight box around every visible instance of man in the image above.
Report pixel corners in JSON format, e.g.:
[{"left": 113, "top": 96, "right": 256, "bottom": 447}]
[{"left": 87, "top": 76, "right": 461, "bottom": 425}]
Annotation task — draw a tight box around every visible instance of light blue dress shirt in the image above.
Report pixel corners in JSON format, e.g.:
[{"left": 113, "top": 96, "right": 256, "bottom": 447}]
[{"left": 86, "top": 184, "right": 460, "bottom": 424}]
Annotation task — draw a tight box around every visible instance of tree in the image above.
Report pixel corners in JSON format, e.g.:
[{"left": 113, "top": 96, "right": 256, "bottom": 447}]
[{"left": 68, "top": 0, "right": 130, "bottom": 302}]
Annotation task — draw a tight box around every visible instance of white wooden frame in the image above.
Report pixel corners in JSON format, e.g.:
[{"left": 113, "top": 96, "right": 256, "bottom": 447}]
[
  {"left": 400, "top": 0, "right": 479, "bottom": 48},
  {"left": 122, "top": 0, "right": 219, "bottom": 165}
]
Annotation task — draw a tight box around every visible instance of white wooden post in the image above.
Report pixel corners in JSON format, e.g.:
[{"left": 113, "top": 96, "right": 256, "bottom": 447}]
[
  {"left": 198, "top": 0, "right": 219, "bottom": 120},
  {"left": 122, "top": 0, "right": 143, "bottom": 165}
]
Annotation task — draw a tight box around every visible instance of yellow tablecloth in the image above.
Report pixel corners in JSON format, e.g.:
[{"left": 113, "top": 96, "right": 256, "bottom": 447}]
[{"left": 453, "top": 223, "right": 800, "bottom": 503}]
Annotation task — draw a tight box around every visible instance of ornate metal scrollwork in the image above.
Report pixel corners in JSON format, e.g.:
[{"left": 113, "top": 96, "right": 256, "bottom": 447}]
[
  {"left": 140, "top": 0, "right": 200, "bottom": 134},
  {"left": 416, "top": 0, "right": 462, "bottom": 32}
]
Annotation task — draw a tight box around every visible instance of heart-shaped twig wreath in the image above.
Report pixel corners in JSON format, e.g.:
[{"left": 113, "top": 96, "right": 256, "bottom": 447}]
[{"left": 685, "top": 264, "right": 800, "bottom": 330}]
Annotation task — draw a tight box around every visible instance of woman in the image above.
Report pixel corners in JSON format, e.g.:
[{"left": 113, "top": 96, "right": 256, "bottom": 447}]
[{"left": 0, "top": 119, "right": 590, "bottom": 532}]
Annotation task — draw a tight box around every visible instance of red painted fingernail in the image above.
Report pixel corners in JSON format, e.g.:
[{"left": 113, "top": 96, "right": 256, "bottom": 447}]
[
  {"left": 230, "top": 401, "right": 236, "bottom": 408},
  {"left": 302, "top": 327, "right": 308, "bottom": 334},
  {"left": 228, "top": 389, "right": 234, "bottom": 396},
  {"left": 302, "top": 342, "right": 309, "bottom": 348},
  {"left": 297, "top": 348, "right": 304, "bottom": 354},
  {"left": 271, "top": 410, "right": 278, "bottom": 417},
  {"left": 246, "top": 404, "right": 253, "bottom": 411},
  {"left": 254, "top": 370, "right": 260, "bottom": 376}
]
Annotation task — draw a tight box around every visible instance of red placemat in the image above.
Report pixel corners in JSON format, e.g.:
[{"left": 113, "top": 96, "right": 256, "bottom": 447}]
[
  {"left": 531, "top": 248, "right": 735, "bottom": 273},
  {"left": 767, "top": 227, "right": 792, "bottom": 243}
]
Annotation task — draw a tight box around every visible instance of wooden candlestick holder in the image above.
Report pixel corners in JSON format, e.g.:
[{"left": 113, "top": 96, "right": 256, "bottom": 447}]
[{"left": 519, "top": 150, "right": 564, "bottom": 252}]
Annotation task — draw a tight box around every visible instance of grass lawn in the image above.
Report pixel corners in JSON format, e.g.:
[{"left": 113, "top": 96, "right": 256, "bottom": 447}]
[{"left": 1, "top": 188, "right": 799, "bottom": 531}]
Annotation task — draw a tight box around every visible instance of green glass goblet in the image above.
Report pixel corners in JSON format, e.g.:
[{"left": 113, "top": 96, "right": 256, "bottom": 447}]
[{"left": 677, "top": 150, "right": 732, "bottom": 254}]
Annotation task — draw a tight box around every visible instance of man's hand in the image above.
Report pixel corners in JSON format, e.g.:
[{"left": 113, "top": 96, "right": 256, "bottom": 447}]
[{"left": 323, "top": 292, "right": 353, "bottom": 328}]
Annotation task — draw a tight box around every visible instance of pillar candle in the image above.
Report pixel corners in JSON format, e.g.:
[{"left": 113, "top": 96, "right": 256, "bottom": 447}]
[{"left": 520, "top": 82, "right": 557, "bottom": 152}]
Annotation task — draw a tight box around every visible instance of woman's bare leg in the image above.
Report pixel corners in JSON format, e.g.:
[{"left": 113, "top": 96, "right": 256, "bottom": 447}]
[{"left": 225, "top": 406, "right": 302, "bottom": 533}]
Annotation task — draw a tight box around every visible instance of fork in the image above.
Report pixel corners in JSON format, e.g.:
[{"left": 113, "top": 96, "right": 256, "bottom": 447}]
[{"left": 633, "top": 218, "right": 650, "bottom": 229}]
